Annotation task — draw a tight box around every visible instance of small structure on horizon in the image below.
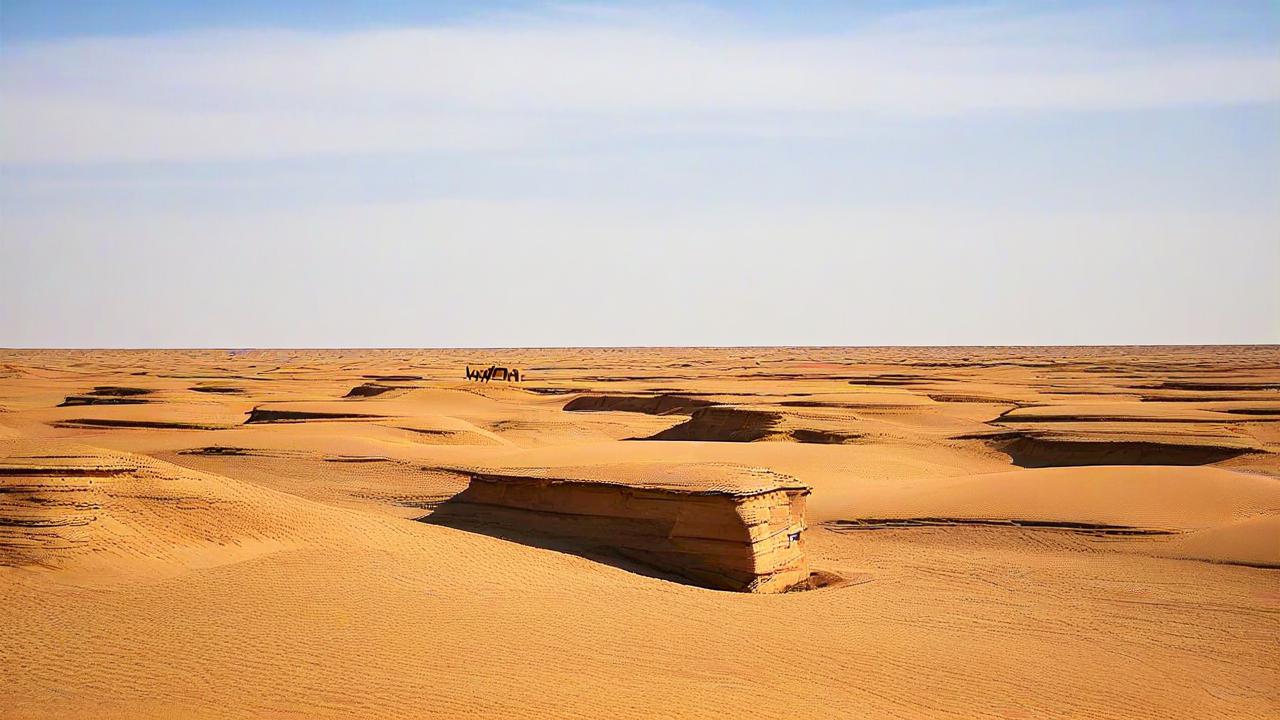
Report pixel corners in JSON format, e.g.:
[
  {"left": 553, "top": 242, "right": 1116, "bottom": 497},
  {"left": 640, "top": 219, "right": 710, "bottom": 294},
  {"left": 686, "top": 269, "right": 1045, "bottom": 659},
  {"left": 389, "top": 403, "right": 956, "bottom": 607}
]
[{"left": 466, "top": 365, "right": 521, "bottom": 383}]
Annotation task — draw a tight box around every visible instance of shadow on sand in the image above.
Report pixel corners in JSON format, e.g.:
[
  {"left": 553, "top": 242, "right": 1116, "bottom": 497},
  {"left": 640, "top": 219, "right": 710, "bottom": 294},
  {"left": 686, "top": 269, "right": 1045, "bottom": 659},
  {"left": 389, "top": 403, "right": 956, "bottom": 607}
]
[{"left": 416, "top": 499, "right": 706, "bottom": 589}]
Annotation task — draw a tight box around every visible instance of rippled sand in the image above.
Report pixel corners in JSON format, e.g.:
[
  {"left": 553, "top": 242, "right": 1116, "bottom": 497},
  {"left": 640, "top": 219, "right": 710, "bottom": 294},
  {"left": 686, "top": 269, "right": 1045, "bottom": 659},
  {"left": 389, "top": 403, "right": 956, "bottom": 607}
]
[{"left": 1, "top": 346, "right": 1277, "bottom": 718}]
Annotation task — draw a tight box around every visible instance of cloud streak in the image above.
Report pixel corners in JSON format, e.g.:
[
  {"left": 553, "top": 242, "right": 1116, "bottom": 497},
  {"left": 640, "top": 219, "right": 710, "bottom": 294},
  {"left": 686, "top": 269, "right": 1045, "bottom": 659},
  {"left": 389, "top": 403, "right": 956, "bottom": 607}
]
[{"left": 3, "top": 3, "right": 1277, "bottom": 164}]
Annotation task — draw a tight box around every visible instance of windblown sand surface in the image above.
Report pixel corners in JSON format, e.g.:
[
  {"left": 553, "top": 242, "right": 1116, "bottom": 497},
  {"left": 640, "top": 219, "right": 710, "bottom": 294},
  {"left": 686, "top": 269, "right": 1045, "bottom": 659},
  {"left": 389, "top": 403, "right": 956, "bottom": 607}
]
[{"left": 1, "top": 346, "right": 1277, "bottom": 718}]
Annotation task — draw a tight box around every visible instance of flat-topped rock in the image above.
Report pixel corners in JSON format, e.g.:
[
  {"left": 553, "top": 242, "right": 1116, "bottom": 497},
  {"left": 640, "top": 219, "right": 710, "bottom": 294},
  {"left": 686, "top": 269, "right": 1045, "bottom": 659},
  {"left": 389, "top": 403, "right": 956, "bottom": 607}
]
[
  {"left": 469, "top": 461, "right": 807, "bottom": 496},
  {"left": 431, "top": 461, "right": 811, "bottom": 593}
]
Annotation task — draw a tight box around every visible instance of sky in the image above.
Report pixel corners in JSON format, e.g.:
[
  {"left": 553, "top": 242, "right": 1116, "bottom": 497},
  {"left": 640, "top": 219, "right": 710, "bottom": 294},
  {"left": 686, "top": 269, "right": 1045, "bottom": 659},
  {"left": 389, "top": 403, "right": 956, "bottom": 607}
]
[{"left": 1, "top": 1, "right": 1277, "bottom": 347}]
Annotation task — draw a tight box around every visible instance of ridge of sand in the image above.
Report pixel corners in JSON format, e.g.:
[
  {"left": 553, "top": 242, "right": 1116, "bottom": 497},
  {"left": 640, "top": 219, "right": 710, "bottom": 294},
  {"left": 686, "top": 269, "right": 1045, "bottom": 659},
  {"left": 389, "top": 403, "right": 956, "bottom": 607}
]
[{"left": 1, "top": 347, "right": 1276, "bottom": 719}]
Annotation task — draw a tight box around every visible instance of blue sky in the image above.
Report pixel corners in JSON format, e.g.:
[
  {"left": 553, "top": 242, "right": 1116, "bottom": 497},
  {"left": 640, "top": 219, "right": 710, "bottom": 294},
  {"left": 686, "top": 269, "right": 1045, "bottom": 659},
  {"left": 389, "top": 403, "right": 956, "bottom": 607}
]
[
  {"left": 2, "top": 1, "right": 1277, "bottom": 346},
  {"left": 3, "top": 1, "right": 1276, "bottom": 43}
]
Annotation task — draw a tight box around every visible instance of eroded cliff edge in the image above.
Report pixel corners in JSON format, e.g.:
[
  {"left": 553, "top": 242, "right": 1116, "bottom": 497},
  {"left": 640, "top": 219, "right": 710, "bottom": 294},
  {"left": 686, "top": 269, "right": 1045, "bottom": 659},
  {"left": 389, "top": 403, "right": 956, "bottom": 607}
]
[{"left": 427, "top": 463, "right": 811, "bottom": 593}]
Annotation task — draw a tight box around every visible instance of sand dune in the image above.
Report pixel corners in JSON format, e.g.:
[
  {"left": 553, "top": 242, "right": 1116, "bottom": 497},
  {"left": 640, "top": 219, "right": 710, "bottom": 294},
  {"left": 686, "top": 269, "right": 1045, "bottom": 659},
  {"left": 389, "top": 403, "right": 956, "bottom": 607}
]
[
  {"left": 1163, "top": 514, "right": 1280, "bottom": 567},
  {"left": 993, "top": 434, "right": 1261, "bottom": 467},
  {"left": 0, "top": 346, "right": 1277, "bottom": 718}
]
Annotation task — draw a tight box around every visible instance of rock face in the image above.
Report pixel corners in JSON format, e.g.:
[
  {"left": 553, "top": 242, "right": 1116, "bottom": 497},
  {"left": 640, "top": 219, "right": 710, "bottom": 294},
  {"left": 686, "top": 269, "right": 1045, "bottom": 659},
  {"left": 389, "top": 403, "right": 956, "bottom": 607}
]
[
  {"left": 562, "top": 394, "right": 714, "bottom": 416},
  {"left": 431, "top": 463, "right": 810, "bottom": 593},
  {"left": 641, "top": 405, "right": 863, "bottom": 444}
]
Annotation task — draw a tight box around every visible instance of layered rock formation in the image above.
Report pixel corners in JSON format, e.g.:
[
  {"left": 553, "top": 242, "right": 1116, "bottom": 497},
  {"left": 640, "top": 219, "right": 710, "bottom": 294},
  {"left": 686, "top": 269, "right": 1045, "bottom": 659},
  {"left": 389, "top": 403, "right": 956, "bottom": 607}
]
[
  {"left": 430, "top": 463, "right": 810, "bottom": 593},
  {"left": 642, "top": 405, "right": 864, "bottom": 444}
]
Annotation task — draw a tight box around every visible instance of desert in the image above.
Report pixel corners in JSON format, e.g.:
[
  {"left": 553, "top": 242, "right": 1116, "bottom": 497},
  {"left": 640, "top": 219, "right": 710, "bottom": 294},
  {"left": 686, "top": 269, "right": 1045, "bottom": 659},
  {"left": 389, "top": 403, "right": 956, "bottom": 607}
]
[
  {"left": 1, "top": 345, "right": 1277, "bottom": 718},
  {"left": 3, "top": 2, "right": 1279, "bottom": 717}
]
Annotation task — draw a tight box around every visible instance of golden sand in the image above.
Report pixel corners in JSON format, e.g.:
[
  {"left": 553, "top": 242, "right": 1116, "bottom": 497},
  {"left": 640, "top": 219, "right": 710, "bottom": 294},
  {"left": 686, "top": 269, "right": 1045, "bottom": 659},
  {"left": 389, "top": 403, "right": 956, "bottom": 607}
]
[{"left": 1, "top": 346, "right": 1277, "bottom": 718}]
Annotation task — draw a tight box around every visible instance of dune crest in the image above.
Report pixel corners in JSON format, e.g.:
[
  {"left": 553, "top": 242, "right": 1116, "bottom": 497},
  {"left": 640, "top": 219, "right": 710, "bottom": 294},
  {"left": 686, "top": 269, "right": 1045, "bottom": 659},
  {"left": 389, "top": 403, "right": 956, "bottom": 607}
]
[{"left": 1, "top": 346, "right": 1276, "bottom": 719}]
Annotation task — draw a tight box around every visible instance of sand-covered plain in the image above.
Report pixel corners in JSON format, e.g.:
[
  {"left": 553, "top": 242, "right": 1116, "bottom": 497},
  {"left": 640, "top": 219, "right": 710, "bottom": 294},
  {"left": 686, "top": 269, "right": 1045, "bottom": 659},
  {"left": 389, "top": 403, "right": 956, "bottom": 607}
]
[{"left": 1, "top": 346, "right": 1277, "bottom": 718}]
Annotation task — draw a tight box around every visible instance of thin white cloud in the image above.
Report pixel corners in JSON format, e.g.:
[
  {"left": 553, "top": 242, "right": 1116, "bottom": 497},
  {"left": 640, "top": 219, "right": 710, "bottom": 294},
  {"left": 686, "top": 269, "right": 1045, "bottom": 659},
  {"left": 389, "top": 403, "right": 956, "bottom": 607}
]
[{"left": 2, "top": 3, "right": 1277, "bottom": 163}]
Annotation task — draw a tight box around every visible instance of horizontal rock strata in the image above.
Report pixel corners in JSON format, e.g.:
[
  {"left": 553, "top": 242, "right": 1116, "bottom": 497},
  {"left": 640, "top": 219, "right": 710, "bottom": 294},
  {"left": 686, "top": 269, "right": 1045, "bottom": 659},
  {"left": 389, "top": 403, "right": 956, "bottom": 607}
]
[{"left": 430, "top": 463, "right": 810, "bottom": 593}]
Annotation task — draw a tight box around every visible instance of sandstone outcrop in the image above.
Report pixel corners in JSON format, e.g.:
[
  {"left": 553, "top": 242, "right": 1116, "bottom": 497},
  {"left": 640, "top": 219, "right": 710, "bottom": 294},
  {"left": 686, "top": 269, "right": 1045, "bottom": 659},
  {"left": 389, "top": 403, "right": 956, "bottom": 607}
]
[
  {"left": 429, "top": 462, "right": 810, "bottom": 592},
  {"left": 642, "top": 405, "right": 864, "bottom": 444}
]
